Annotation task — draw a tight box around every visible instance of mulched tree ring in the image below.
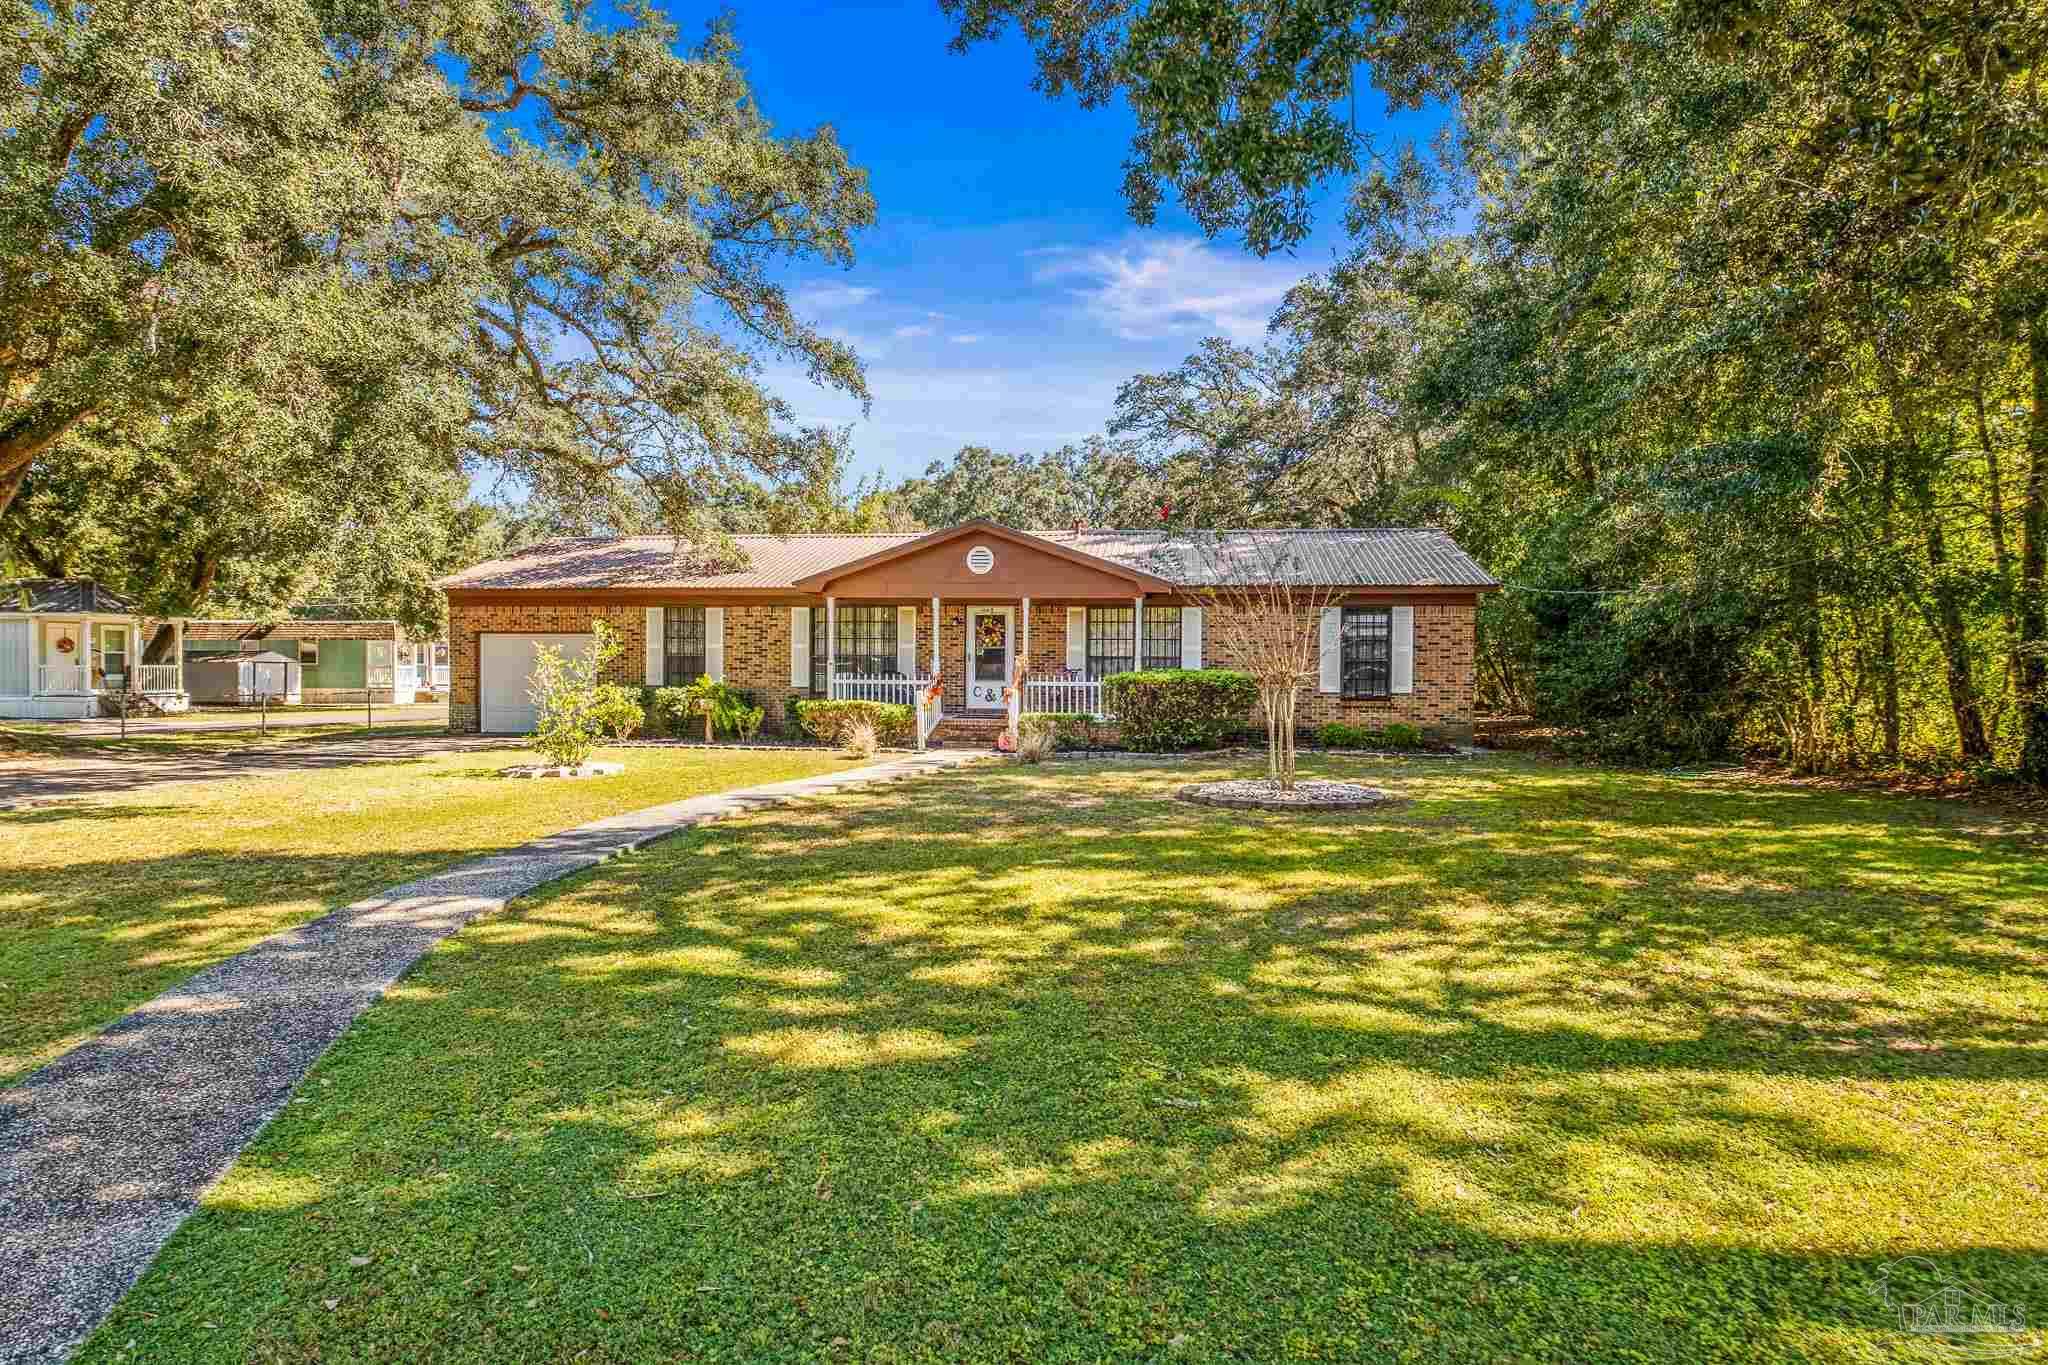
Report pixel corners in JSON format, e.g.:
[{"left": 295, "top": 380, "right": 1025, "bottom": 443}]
[{"left": 1176, "top": 779, "right": 1394, "bottom": 812}]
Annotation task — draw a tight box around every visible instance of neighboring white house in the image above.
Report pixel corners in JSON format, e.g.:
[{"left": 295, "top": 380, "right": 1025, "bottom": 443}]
[{"left": 0, "top": 579, "right": 188, "bottom": 720}]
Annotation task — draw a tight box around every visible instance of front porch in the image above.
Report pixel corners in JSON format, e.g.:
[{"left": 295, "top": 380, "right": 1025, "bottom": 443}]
[
  {"left": 797, "top": 526, "right": 1191, "bottom": 745},
  {"left": 1, "top": 585, "right": 189, "bottom": 720}
]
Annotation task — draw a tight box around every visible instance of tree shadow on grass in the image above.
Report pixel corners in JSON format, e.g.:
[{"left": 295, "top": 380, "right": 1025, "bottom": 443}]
[{"left": 80, "top": 758, "right": 2048, "bottom": 1362}]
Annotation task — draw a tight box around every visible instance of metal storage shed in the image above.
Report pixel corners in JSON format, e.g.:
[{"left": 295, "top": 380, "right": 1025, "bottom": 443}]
[{"left": 184, "top": 650, "right": 302, "bottom": 706}]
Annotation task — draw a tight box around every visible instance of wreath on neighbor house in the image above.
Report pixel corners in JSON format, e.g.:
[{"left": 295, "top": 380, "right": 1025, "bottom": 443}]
[{"left": 54, "top": 635, "right": 76, "bottom": 654}]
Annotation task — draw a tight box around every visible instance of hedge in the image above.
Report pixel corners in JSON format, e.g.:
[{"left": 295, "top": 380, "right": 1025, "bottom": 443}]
[
  {"left": 1101, "top": 669, "right": 1258, "bottom": 751},
  {"left": 792, "top": 699, "right": 917, "bottom": 747},
  {"left": 1315, "top": 720, "right": 1427, "bottom": 751}
]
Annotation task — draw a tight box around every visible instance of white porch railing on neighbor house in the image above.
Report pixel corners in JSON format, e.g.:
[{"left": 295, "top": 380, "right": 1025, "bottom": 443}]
[
  {"left": 38, "top": 664, "right": 91, "bottom": 695},
  {"left": 1022, "top": 677, "right": 1107, "bottom": 719},
  {"left": 431, "top": 664, "right": 451, "bottom": 689},
  {"left": 829, "top": 674, "right": 931, "bottom": 706},
  {"left": 135, "top": 664, "right": 181, "bottom": 694},
  {"left": 396, "top": 663, "right": 419, "bottom": 693}
]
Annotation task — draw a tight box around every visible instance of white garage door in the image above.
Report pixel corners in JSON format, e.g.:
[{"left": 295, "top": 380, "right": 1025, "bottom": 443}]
[{"left": 479, "top": 633, "right": 594, "bottom": 733}]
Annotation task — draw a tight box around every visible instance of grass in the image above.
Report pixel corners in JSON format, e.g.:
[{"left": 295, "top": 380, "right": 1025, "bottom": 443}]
[
  {"left": 0, "top": 745, "right": 860, "bottom": 1081},
  {"left": 76, "top": 756, "right": 2048, "bottom": 1362}
]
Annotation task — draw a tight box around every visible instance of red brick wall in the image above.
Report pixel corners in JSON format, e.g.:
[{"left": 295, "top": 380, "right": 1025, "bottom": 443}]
[
  {"left": 447, "top": 595, "right": 1476, "bottom": 741},
  {"left": 447, "top": 602, "right": 647, "bottom": 733}
]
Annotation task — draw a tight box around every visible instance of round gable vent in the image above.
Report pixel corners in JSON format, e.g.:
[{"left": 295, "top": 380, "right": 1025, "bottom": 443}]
[{"left": 965, "top": 544, "right": 995, "bottom": 575}]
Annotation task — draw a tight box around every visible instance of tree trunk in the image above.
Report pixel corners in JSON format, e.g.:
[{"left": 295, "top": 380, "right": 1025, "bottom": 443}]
[
  {"left": 1878, "top": 445, "right": 1900, "bottom": 763},
  {"left": 2019, "top": 322, "right": 2048, "bottom": 782},
  {"left": 1913, "top": 467, "right": 1993, "bottom": 761}
]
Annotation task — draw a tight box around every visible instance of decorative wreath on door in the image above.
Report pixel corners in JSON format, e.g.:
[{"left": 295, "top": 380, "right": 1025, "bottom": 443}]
[
  {"left": 975, "top": 615, "right": 1005, "bottom": 649},
  {"left": 54, "top": 635, "right": 76, "bottom": 654}
]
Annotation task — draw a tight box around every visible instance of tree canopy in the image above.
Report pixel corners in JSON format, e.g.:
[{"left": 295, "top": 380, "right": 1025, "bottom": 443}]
[{"left": 3, "top": 0, "right": 875, "bottom": 610}]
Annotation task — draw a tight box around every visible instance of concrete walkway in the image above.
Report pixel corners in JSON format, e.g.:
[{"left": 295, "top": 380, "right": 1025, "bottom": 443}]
[{"left": 0, "top": 749, "right": 983, "bottom": 1363}]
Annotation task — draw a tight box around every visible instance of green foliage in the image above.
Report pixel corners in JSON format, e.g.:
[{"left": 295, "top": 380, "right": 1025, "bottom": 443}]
[
  {"left": 1019, "top": 711, "right": 1095, "bottom": 749},
  {"left": 657, "top": 678, "right": 760, "bottom": 741},
  {"left": 1316, "top": 721, "right": 1428, "bottom": 750},
  {"left": 589, "top": 684, "right": 645, "bottom": 743},
  {"left": 1102, "top": 669, "right": 1258, "bottom": 751},
  {"left": 1524, "top": 587, "right": 1765, "bottom": 766},
  {"left": 3, "top": 0, "right": 876, "bottom": 552},
  {"left": 793, "top": 699, "right": 916, "bottom": 747},
  {"left": 525, "top": 622, "right": 623, "bottom": 768}
]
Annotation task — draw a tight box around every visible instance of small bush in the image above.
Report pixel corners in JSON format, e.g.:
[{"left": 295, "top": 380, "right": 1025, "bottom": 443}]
[
  {"left": 590, "top": 683, "right": 645, "bottom": 741},
  {"left": 1315, "top": 720, "right": 1431, "bottom": 751},
  {"left": 782, "top": 694, "right": 808, "bottom": 737},
  {"left": 794, "top": 699, "right": 915, "bottom": 747},
  {"left": 1019, "top": 711, "right": 1093, "bottom": 749},
  {"left": 842, "top": 718, "right": 879, "bottom": 760},
  {"left": 1102, "top": 669, "right": 1257, "bottom": 751},
  {"left": 1016, "top": 725, "right": 1057, "bottom": 764},
  {"left": 660, "top": 677, "right": 758, "bottom": 740},
  {"left": 525, "top": 621, "right": 622, "bottom": 768},
  {"left": 734, "top": 703, "right": 764, "bottom": 741}
]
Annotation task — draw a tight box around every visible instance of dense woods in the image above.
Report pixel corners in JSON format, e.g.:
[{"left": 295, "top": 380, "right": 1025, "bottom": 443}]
[{"left": 923, "top": 0, "right": 2048, "bottom": 778}]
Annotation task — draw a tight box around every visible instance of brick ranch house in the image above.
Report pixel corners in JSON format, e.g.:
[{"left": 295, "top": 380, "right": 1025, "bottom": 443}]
[{"left": 437, "top": 520, "right": 1498, "bottom": 742}]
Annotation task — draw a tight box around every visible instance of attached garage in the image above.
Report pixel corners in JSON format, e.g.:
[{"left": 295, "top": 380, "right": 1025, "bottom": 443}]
[{"left": 478, "top": 632, "right": 593, "bottom": 733}]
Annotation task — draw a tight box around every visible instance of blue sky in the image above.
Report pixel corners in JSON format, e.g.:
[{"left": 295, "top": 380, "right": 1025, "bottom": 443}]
[{"left": 677, "top": 2, "right": 1445, "bottom": 482}]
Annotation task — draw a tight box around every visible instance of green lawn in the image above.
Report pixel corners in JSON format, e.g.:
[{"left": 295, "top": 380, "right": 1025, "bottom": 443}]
[
  {"left": 78, "top": 756, "right": 2048, "bottom": 1363},
  {"left": 0, "top": 745, "right": 860, "bottom": 1081}
]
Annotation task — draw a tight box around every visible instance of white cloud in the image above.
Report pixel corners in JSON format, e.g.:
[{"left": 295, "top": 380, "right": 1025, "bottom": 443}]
[
  {"left": 794, "top": 283, "right": 879, "bottom": 312},
  {"left": 892, "top": 322, "right": 937, "bottom": 339},
  {"left": 1033, "top": 236, "right": 1308, "bottom": 345},
  {"left": 949, "top": 333, "right": 985, "bottom": 345}
]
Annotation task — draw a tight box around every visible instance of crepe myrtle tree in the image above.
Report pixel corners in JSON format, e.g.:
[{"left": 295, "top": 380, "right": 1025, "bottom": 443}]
[
  {"left": 2, "top": 0, "right": 874, "bottom": 534},
  {"left": 1170, "top": 536, "right": 1339, "bottom": 791}
]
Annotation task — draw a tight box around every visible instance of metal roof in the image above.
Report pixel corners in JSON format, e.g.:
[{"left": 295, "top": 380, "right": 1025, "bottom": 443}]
[
  {"left": 438, "top": 527, "right": 1496, "bottom": 592},
  {"left": 1042, "top": 529, "right": 1499, "bottom": 588},
  {"left": 0, "top": 578, "right": 141, "bottom": 615},
  {"left": 438, "top": 534, "right": 928, "bottom": 590}
]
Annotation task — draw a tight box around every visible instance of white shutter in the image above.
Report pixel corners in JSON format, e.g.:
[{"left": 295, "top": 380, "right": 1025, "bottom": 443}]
[
  {"left": 1391, "top": 605, "right": 1415, "bottom": 694},
  {"left": 704, "top": 607, "right": 725, "bottom": 682},
  {"left": 1318, "top": 607, "right": 1341, "bottom": 693},
  {"left": 1066, "top": 607, "right": 1086, "bottom": 671},
  {"left": 790, "top": 607, "right": 811, "bottom": 688},
  {"left": 896, "top": 605, "right": 918, "bottom": 676},
  {"left": 1181, "top": 607, "right": 1203, "bottom": 669},
  {"left": 644, "top": 607, "right": 663, "bottom": 685}
]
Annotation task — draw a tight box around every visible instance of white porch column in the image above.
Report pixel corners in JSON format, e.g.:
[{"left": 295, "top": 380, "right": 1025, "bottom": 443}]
[
  {"left": 1021, "top": 597, "right": 1031, "bottom": 677},
  {"left": 82, "top": 621, "right": 93, "bottom": 692},
  {"left": 825, "top": 596, "right": 836, "bottom": 699},
  {"left": 174, "top": 619, "right": 185, "bottom": 691},
  {"left": 930, "top": 596, "right": 940, "bottom": 677},
  {"left": 1133, "top": 595, "right": 1143, "bottom": 670}
]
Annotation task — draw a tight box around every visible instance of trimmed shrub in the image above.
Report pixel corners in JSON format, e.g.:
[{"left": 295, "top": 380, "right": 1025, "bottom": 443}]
[
  {"left": 1315, "top": 720, "right": 1430, "bottom": 751},
  {"left": 1016, "top": 725, "right": 1056, "bottom": 763},
  {"left": 1102, "top": 669, "right": 1257, "bottom": 751},
  {"left": 793, "top": 699, "right": 916, "bottom": 747}
]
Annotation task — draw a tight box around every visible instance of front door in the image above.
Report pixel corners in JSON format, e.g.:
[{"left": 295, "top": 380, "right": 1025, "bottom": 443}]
[{"left": 965, "top": 607, "right": 1013, "bottom": 710}]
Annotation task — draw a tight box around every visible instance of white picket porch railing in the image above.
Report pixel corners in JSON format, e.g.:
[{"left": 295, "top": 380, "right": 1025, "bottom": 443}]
[
  {"left": 38, "top": 664, "right": 91, "bottom": 694},
  {"left": 1022, "top": 677, "right": 1107, "bottom": 719},
  {"left": 135, "top": 664, "right": 182, "bottom": 694},
  {"left": 829, "top": 674, "right": 931, "bottom": 706},
  {"left": 431, "top": 664, "right": 451, "bottom": 689}
]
